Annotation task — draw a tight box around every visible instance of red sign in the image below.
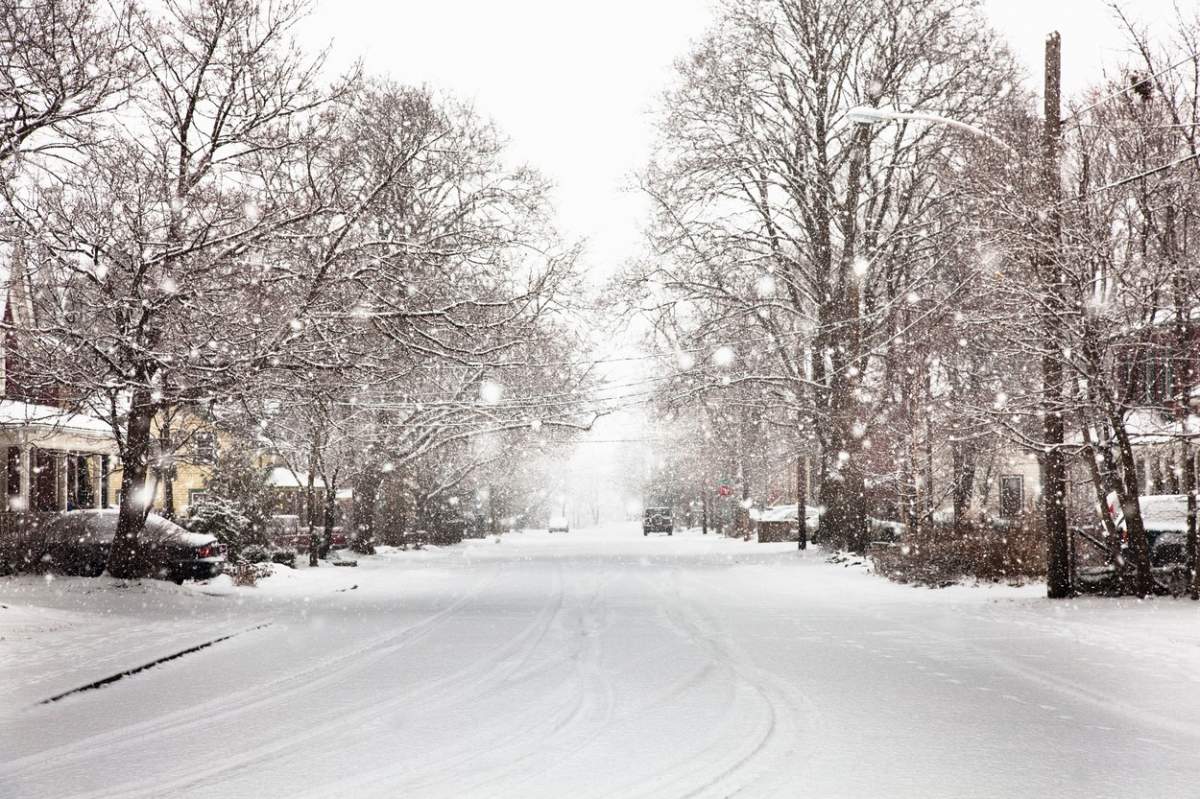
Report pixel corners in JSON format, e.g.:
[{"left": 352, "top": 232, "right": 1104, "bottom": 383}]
[{"left": 717, "top": 485, "right": 732, "bottom": 497}]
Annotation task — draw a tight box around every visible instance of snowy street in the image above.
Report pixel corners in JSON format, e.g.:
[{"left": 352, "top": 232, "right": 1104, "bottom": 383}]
[{"left": 3, "top": 524, "right": 1199, "bottom": 798}]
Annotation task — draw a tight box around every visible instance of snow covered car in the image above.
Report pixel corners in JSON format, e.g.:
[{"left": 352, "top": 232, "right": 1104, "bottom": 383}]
[
  {"left": 40, "top": 510, "right": 226, "bottom": 583},
  {"left": 1106, "top": 493, "right": 1193, "bottom": 566},
  {"left": 867, "top": 517, "right": 906, "bottom": 542},
  {"left": 643, "top": 507, "right": 673, "bottom": 536},
  {"left": 548, "top": 516, "right": 569, "bottom": 533}
]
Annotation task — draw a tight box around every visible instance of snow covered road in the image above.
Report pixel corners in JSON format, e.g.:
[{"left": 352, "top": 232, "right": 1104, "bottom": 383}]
[{"left": 3, "top": 523, "right": 1200, "bottom": 798}]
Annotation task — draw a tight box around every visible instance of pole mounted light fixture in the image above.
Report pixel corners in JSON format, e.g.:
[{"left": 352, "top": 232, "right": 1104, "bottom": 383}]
[{"left": 845, "top": 105, "right": 1019, "bottom": 156}]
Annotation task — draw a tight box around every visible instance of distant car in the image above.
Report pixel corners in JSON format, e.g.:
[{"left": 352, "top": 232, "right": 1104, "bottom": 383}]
[
  {"left": 40, "top": 510, "right": 226, "bottom": 583},
  {"left": 643, "top": 507, "right": 673, "bottom": 536},
  {"left": 275, "top": 529, "right": 348, "bottom": 552},
  {"left": 548, "top": 516, "right": 569, "bottom": 533}
]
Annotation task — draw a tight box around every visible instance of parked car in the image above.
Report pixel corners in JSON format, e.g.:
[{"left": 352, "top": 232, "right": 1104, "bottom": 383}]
[
  {"left": 548, "top": 515, "right": 569, "bottom": 533},
  {"left": 1108, "top": 494, "right": 1195, "bottom": 566},
  {"left": 643, "top": 507, "right": 673, "bottom": 536},
  {"left": 867, "top": 517, "right": 906, "bottom": 542},
  {"left": 40, "top": 510, "right": 226, "bottom": 583},
  {"left": 275, "top": 528, "right": 349, "bottom": 552}
]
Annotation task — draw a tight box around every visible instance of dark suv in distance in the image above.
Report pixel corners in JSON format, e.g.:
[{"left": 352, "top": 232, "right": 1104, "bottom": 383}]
[{"left": 643, "top": 507, "right": 674, "bottom": 536}]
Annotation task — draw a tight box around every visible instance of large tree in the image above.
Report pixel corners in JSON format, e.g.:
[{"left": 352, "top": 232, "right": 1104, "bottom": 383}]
[{"left": 635, "top": 0, "right": 1017, "bottom": 550}]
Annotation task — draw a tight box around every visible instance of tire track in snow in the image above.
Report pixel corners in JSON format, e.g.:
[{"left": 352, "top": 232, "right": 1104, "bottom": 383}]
[
  {"left": 1, "top": 564, "right": 503, "bottom": 790},
  {"left": 622, "top": 573, "right": 780, "bottom": 798},
  {"left": 456, "top": 567, "right": 620, "bottom": 797},
  {"left": 319, "top": 564, "right": 623, "bottom": 798},
  {"left": 76, "top": 563, "right": 574, "bottom": 799},
  {"left": 630, "top": 570, "right": 818, "bottom": 799}
]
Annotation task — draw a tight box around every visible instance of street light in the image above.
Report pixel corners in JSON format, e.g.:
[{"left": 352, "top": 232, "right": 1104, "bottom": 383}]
[
  {"left": 845, "top": 105, "right": 1018, "bottom": 156},
  {"left": 849, "top": 62, "right": 1073, "bottom": 598}
]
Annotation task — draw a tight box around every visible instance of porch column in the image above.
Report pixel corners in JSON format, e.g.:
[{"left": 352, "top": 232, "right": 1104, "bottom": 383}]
[
  {"left": 17, "top": 444, "right": 30, "bottom": 512},
  {"left": 55, "top": 453, "right": 68, "bottom": 511},
  {"left": 91, "top": 454, "right": 104, "bottom": 509}
]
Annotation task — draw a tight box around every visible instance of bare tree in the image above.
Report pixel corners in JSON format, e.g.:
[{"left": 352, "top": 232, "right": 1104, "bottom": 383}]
[
  {"left": 635, "top": 0, "right": 1017, "bottom": 551},
  {"left": 3, "top": 0, "right": 353, "bottom": 577},
  {"left": 0, "top": 0, "right": 135, "bottom": 169}
]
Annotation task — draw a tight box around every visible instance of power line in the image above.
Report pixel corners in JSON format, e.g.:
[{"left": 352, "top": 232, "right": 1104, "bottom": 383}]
[
  {"left": 1062, "top": 51, "right": 1200, "bottom": 124},
  {"left": 1073, "top": 149, "right": 1200, "bottom": 199}
]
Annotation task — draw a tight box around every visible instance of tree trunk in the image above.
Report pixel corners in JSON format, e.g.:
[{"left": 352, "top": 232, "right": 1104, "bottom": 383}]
[
  {"left": 1076, "top": 416, "right": 1121, "bottom": 563},
  {"left": 323, "top": 471, "right": 338, "bottom": 556},
  {"left": 489, "top": 486, "right": 498, "bottom": 536},
  {"left": 352, "top": 464, "right": 381, "bottom": 552},
  {"left": 819, "top": 122, "right": 869, "bottom": 554},
  {"left": 797, "top": 455, "right": 807, "bottom": 551},
  {"left": 159, "top": 415, "right": 175, "bottom": 520},
  {"left": 107, "top": 390, "right": 156, "bottom": 578},
  {"left": 306, "top": 454, "right": 319, "bottom": 568},
  {"left": 951, "top": 437, "right": 977, "bottom": 535},
  {"left": 1113, "top": 421, "right": 1155, "bottom": 595}
]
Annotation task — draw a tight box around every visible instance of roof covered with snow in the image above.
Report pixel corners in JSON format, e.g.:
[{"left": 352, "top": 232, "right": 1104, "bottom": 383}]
[
  {"left": 0, "top": 400, "right": 115, "bottom": 453},
  {"left": 266, "top": 466, "right": 327, "bottom": 490}
]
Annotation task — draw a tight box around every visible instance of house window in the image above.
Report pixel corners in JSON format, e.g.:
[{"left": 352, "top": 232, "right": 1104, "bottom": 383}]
[
  {"left": 195, "top": 431, "right": 217, "bottom": 464},
  {"left": 188, "top": 489, "right": 208, "bottom": 507},
  {"left": 66, "top": 455, "right": 93, "bottom": 510},
  {"left": 999, "top": 475, "right": 1023, "bottom": 520}
]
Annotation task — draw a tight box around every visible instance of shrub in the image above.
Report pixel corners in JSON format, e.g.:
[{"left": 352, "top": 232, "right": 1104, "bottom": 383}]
[
  {"left": 869, "top": 517, "right": 1046, "bottom": 587},
  {"left": 182, "top": 453, "right": 274, "bottom": 559},
  {"left": 183, "top": 498, "right": 255, "bottom": 558},
  {"left": 239, "top": 544, "right": 273, "bottom": 563},
  {"left": 231, "top": 561, "right": 273, "bottom": 587},
  {"left": 270, "top": 548, "right": 297, "bottom": 568}
]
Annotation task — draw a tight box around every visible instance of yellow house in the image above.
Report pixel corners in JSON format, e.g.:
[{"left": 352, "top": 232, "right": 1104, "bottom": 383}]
[{"left": 105, "top": 405, "right": 239, "bottom": 516}]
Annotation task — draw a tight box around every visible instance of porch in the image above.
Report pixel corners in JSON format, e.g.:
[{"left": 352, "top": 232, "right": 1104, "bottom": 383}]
[{"left": 0, "top": 400, "right": 117, "bottom": 512}]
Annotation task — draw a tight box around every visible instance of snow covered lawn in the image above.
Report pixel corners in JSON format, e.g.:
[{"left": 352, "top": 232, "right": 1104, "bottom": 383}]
[{"left": 2, "top": 523, "right": 1199, "bottom": 798}]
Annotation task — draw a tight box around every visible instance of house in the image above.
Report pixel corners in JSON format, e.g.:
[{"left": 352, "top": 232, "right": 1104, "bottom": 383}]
[
  {"left": 261, "top": 462, "right": 352, "bottom": 525},
  {"left": 103, "top": 405, "right": 232, "bottom": 516},
  {"left": 1, "top": 251, "right": 117, "bottom": 512}
]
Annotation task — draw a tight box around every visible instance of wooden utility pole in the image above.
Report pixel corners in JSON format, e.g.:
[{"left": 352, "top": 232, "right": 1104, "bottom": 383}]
[
  {"left": 1168, "top": 201, "right": 1200, "bottom": 600},
  {"left": 1042, "top": 32, "right": 1072, "bottom": 599}
]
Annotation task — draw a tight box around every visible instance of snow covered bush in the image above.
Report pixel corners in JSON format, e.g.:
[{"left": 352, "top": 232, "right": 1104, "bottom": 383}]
[
  {"left": 183, "top": 453, "right": 275, "bottom": 560},
  {"left": 231, "top": 561, "right": 273, "bottom": 587},
  {"left": 239, "top": 544, "right": 272, "bottom": 564},
  {"left": 869, "top": 519, "right": 1046, "bottom": 587},
  {"left": 183, "top": 499, "right": 254, "bottom": 559}
]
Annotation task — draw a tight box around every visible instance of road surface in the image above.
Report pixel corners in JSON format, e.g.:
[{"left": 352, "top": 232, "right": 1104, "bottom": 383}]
[{"left": 2, "top": 523, "right": 1199, "bottom": 797}]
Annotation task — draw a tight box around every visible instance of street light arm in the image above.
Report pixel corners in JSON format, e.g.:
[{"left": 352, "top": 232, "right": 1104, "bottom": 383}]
[{"left": 845, "top": 106, "right": 1018, "bottom": 156}]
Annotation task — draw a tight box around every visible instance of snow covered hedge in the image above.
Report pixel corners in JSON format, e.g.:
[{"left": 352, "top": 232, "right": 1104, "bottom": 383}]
[{"left": 869, "top": 519, "right": 1045, "bottom": 587}]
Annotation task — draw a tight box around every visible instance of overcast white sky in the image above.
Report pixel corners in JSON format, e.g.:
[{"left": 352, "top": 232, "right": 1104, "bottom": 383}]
[{"left": 302, "top": 0, "right": 1183, "bottom": 277}]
